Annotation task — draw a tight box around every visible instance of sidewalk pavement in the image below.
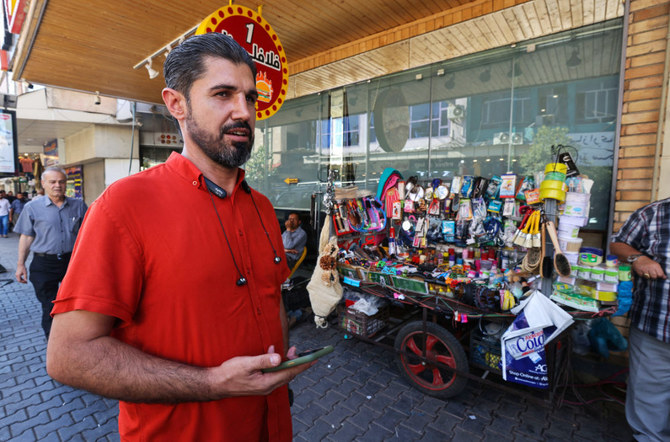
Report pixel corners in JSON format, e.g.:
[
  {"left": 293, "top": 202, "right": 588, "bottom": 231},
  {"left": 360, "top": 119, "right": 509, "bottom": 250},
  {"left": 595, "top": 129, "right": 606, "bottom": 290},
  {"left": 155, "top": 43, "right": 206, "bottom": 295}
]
[{"left": 1, "top": 231, "right": 632, "bottom": 441}]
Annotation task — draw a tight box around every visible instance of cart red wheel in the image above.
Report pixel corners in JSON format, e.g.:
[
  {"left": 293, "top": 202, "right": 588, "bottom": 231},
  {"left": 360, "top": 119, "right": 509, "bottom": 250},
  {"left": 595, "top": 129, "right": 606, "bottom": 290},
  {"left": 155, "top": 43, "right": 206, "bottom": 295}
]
[{"left": 394, "top": 321, "right": 468, "bottom": 398}]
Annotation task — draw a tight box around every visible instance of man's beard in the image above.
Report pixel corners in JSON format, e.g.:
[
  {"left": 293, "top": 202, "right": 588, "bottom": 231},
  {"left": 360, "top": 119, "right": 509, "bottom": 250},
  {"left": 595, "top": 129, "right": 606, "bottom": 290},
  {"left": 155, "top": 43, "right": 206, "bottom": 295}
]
[{"left": 186, "top": 109, "right": 253, "bottom": 169}]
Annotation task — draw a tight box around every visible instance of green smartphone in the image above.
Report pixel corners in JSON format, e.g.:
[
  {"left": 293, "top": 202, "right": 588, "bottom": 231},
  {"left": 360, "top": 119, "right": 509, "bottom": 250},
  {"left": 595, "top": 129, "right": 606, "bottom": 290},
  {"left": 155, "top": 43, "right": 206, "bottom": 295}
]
[{"left": 262, "top": 345, "right": 334, "bottom": 373}]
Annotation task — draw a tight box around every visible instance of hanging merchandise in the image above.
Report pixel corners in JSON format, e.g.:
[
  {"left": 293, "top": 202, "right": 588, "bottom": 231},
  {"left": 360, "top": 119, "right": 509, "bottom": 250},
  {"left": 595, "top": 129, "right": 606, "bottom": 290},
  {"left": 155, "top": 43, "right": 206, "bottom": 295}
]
[{"left": 310, "top": 143, "right": 624, "bottom": 398}]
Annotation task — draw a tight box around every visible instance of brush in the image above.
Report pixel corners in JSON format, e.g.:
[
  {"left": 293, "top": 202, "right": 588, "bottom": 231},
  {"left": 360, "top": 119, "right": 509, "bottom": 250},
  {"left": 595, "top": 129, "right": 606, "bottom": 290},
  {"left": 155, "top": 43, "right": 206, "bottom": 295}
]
[{"left": 545, "top": 221, "right": 571, "bottom": 277}]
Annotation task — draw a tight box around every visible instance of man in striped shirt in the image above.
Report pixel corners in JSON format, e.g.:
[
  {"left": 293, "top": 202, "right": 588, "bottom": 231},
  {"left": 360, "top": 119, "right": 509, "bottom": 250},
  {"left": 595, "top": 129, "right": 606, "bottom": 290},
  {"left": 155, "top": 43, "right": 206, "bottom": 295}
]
[{"left": 611, "top": 198, "right": 670, "bottom": 442}]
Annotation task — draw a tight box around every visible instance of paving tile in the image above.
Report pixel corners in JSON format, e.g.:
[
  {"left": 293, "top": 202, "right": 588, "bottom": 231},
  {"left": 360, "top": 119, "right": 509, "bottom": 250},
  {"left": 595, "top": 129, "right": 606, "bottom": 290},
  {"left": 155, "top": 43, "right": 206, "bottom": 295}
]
[
  {"left": 359, "top": 424, "right": 393, "bottom": 442},
  {"left": 400, "top": 410, "right": 436, "bottom": 434},
  {"left": 293, "top": 402, "right": 328, "bottom": 426},
  {"left": 0, "top": 408, "right": 28, "bottom": 430},
  {"left": 33, "top": 411, "right": 75, "bottom": 440},
  {"left": 420, "top": 425, "right": 453, "bottom": 441},
  {"left": 514, "top": 416, "right": 548, "bottom": 439},
  {"left": 345, "top": 404, "right": 381, "bottom": 431},
  {"left": 482, "top": 428, "right": 514, "bottom": 441},
  {"left": 451, "top": 426, "right": 483, "bottom": 441},
  {"left": 301, "top": 417, "right": 336, "bottom": 441},
  {"left": 339, "top": 391, "right": 369, "bottom": 413},
  {"left": 327, "top": 421, "right": 365, "bottom": 442},
  {"left": 320, "top": 403, "right": 355, "bottom": 427},
  {"left": 10, "top": 409, "right": 50, "bottom": 438}
]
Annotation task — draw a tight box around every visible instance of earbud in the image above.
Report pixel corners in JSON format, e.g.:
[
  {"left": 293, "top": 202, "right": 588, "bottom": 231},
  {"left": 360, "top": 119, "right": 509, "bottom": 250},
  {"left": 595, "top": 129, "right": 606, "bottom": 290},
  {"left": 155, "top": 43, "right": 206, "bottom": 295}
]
[
  {"left": 274, "top": 256, "right": 282, "bottom": 264},
  {"left": 236, "top": 277, "right": 247, "bottom": 286},
  {"left": 204, "top": 177, "right": 227, "bottom": 199}
]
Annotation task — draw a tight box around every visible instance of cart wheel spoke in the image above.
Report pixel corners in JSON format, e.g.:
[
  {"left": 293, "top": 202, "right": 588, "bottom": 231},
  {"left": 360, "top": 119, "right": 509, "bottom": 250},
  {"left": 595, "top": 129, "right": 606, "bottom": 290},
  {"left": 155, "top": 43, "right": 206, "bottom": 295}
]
[
  {"left": 436, "top": 354, "right": 455, "bottom": 368},
  {"left": 425, "top": 335, "right": 439, "bottom": 352},
  {"left": 407, "top": 362, "right": 427, "bottom": 376},
  {"left": 431, "top": 367, "right": 445, "bottom": 385},
  {"left": 405, "top": 337, "right": 422, "bottom": 356}
]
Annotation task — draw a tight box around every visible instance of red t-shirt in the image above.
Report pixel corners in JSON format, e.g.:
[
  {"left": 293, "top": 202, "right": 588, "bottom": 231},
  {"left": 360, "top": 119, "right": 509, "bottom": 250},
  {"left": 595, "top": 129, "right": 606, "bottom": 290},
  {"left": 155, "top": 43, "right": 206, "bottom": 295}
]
[{"left": 53, "top": 153, "right": 291, "bottom": 440}]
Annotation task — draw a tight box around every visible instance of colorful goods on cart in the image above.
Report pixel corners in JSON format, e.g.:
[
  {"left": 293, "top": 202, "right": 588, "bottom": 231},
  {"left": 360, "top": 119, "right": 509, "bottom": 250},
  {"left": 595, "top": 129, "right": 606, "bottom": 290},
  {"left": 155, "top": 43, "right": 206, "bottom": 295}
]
[{"left": 325, "top": 147, "right": 620, "bottom": 392}]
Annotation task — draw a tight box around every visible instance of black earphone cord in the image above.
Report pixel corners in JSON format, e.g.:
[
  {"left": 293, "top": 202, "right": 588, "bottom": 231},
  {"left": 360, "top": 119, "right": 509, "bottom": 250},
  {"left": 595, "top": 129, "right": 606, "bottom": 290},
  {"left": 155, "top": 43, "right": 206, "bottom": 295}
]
[{"left": 206, "top": 182, "right": 281, "bottom": 287}]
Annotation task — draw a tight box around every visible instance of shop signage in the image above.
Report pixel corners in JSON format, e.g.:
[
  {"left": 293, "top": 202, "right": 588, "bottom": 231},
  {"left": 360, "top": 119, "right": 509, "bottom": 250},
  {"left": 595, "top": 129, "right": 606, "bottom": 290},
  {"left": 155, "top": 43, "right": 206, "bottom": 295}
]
[
  {"left": 3, "top": 0, "right": 28, "bottom": 34},
  {"left": 0, "top": 109, "right": 17, "bottom": 173},
  {"left": 284, "top": 177, "right": 298, "bottom": 185},
  {"left": 196, "top": 4, "right": 288, "bottom": 120},
  {"left": 42, "top": 139, "right": 59, "bottom": 167}
]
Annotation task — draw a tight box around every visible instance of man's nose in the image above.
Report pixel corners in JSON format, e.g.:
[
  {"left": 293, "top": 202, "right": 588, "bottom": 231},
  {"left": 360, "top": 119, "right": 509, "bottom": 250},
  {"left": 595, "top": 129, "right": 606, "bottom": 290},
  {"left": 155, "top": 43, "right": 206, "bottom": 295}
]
[{"left": 232, "top": 93, "right": 252, "bottom": 121}]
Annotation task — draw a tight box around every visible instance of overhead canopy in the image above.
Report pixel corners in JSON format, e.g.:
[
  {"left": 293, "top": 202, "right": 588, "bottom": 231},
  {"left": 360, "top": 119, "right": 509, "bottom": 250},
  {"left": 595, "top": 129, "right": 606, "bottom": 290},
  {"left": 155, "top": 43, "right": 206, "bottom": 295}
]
[
  {"left": 12, "top": 0, "right": 623, "bottom": 105},
  {"left": 12, "top": 0, "right": 478, "bottom": 104}
]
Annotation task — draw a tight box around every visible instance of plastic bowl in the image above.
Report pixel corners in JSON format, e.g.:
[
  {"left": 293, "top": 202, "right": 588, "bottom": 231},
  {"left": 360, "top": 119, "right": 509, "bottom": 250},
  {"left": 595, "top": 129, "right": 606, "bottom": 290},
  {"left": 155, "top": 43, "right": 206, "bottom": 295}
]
[
  {"left": 539, "top": 188, "right": 566, "bottom": 202},
  {"left": 540, "top": 179, "right": 568, "bottom": 191}
]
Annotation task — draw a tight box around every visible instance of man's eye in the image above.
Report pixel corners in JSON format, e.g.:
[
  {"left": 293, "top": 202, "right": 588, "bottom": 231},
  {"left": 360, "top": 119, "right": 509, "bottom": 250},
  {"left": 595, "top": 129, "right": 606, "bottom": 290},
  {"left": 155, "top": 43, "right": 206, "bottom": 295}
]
[{"left": 247, "top": 96, "right": 257, "bottom": 104}]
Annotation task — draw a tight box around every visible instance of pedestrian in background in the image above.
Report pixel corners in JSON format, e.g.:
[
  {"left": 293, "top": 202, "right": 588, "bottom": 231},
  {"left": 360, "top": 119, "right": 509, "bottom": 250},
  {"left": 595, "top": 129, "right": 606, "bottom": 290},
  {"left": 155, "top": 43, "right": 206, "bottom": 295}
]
[
  {"left": 9, "top": 192, "right": 28, "bottom": 231},
  {"left": 14, "top": 167, "right": 87, "bottom": 339},
  {"left": 0, "top": 190, "right": 10, "bottom": 237},
  {"left": 610, "top": 197, "right": 670, "bottom": 442}
]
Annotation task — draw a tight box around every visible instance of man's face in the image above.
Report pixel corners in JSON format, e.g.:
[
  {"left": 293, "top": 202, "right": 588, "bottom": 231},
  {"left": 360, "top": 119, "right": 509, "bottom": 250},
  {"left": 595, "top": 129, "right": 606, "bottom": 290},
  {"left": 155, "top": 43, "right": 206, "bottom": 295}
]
[
  {"left": 287, "top": 214, "right": 300, "bottom": 230},
  {"left": 0, "top": 192, "right": 5, "bottom": 199},
  {"left": 184, "top": 56, "right": 257, "bottom": 169},
  {"left": 17, "top": 193, "right": 25, "bottom": 200},
  {"left": 42, "top": 171, "right": 67, "bottom": 200}
]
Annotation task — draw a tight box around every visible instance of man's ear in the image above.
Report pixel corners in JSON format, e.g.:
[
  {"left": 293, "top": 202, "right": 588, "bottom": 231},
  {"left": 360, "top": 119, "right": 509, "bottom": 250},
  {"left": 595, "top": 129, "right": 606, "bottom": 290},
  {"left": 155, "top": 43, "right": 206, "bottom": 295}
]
[{"left": 162, "top": 88, "right": 188, "bottom": 121}]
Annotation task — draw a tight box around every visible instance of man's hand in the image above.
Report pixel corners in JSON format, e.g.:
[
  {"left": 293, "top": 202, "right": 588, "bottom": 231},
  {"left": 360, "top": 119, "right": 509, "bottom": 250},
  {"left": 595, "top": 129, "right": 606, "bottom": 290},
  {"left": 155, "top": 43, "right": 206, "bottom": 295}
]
[
  {"left": 632, "top": 256, "right": 667, "bottom": 280},
  {"left": 15, "top": 263, "right": 27, "bottom": 283},
  {"left": 207, "top": 345, "right": 313, "bottom": 398},
  {"left": 284, "top": 249, "right": 297, "bottom": 254}
]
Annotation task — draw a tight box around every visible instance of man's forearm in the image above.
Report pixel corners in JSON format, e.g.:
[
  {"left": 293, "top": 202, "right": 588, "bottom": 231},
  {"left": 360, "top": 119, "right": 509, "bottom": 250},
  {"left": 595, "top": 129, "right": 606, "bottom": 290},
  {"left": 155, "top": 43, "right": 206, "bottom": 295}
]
[
  {"left": 48, "top": 334, "right": 216, "bottom": 403},
  {"left": 47, "top": 310, "right": 298, "bottom": 404},
  {"left": 17, "top": 234, "right": 34, "bottom": 266}
]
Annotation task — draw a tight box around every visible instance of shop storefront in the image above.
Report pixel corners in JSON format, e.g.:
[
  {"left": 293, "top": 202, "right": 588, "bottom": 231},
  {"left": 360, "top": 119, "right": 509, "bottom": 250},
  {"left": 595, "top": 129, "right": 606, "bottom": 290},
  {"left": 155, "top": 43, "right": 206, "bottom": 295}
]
[{"left": 250, "top": 20, "right": 623, "bottom": 250}]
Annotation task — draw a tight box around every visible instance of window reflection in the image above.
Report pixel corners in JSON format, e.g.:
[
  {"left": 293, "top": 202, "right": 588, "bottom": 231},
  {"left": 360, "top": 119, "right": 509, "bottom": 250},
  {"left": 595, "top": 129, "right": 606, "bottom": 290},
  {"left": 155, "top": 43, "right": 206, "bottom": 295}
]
[{"left": 250, "top": 20, "right": 622, "bottom": 233}]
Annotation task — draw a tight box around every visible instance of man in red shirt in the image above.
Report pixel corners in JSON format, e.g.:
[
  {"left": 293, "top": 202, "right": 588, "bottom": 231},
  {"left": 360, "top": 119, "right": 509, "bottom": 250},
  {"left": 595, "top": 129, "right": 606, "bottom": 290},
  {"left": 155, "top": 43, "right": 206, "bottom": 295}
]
[{"left": 46, "top": 33, "right": 312, "bottom": 440}]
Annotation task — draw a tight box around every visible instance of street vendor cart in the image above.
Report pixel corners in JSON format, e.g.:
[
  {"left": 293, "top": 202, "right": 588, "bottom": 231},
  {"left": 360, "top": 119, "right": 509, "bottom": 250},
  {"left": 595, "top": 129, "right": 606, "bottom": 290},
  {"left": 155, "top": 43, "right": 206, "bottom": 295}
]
[{"left": 308, "top": 150, "right": 627, "bottom": 401}]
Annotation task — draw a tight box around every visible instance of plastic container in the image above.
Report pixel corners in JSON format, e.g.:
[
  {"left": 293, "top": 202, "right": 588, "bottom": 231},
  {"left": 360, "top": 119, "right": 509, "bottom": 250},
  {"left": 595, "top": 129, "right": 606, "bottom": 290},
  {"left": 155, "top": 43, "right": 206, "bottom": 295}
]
[
  {"left": 540, "top": 179, "right": 568, "bottom": 191},
  {"left": 606, "top": 255, "right": 618, "bottom": 267},
  {"left": 564, "top": 192, "right": 590, "bottom": 217},
  {"left": 559, "top": 236, "right": 583, "bottom": 253},
  {"left": 544, "top": 171, "right": 566, "bottom": 182},
  {"left": 591, "top": 267, "right": 604, "bottom": 281},
  {"left": 545, "top": 163, "right": 568, "bottom": 174},
  {"left": 604, "top": 269, "right": 619, "bottom": 283},
  {"left": 578, "top": 266, "right": 591, "bottom": 280},
  {"left": 565, "top": 252, "right": 579, "bottom": 265},
  {"left": 560, "top": 215, "right": 588, "bottom": 227},
  {"left": 539, "top": 188, "right": 566, "bottom": 202},
  {"left": 579, "top": 247, "right": 603, "bottom": 266},
  {"left": 558, "top": 222, "right": 580, "bottom": 239},
  {"left": 595, "top": 291, "right": 617, "bottom": 302},
  {"left": 618, "top": 264, "right": 632, "bottom": 282}
]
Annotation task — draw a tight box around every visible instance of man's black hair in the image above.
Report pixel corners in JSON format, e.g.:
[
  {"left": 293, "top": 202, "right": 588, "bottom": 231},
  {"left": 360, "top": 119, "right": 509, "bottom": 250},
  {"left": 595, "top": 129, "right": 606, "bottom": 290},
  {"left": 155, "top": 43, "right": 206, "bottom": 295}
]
[{"left": 163, "top": 33, "right": 257, "bottom": 101}]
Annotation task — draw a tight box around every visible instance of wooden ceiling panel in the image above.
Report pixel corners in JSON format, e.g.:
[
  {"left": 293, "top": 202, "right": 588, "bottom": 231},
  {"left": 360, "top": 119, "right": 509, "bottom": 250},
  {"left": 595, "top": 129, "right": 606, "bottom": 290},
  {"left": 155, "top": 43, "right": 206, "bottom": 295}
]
[{"left": 14, "top": 0, "right": 623, "bottom": 105}]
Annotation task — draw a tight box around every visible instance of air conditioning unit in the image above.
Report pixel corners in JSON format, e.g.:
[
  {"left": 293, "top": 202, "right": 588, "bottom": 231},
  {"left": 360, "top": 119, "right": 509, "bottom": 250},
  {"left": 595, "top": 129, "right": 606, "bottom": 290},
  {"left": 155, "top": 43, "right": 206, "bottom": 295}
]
[
  {"left": 511, "top": 133, "right": 524, "bottom": 145},
  {"left": 447, "top": 105, "right": 465, "bottom": 120},
  {"left": 493, "top": 132, "right": 510, "bottom": 145}
]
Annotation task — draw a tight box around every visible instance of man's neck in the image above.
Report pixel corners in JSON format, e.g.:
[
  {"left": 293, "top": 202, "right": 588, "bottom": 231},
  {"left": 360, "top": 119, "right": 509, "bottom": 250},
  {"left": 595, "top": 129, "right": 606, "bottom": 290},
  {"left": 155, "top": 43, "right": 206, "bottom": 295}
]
[
  {"left": 49, "top": 195, "right": 65, "bottom": 206},
  {"left": 182, "top": 144, "right": 239, "bottom": 194}
]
